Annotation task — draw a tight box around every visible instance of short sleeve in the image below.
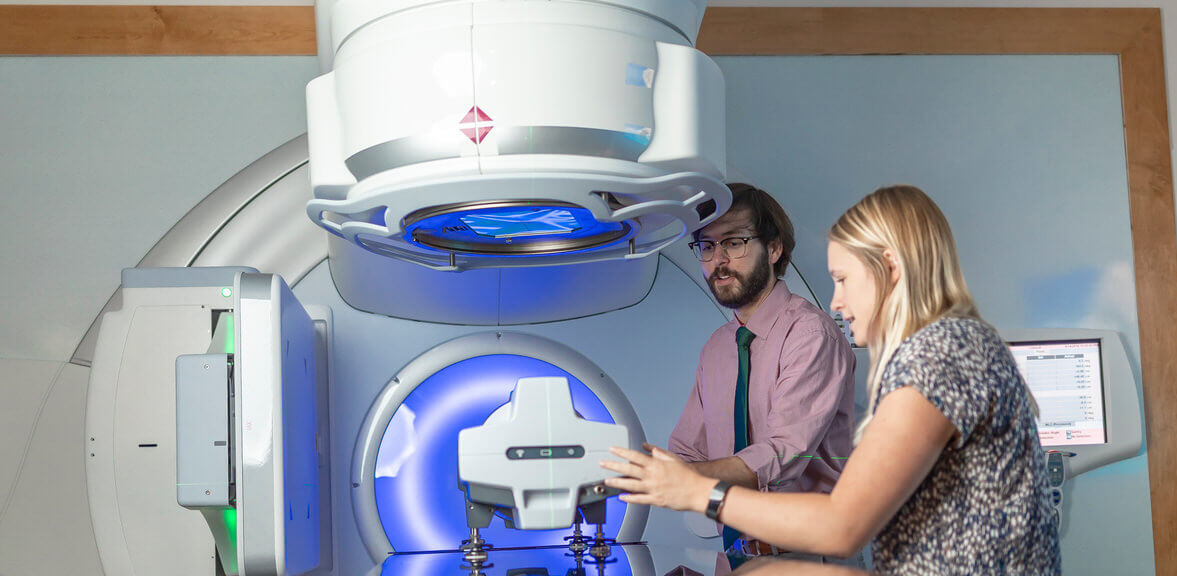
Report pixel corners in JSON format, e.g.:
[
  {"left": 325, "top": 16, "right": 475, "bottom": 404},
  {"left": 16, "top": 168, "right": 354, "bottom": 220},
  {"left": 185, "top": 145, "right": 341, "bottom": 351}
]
[{"left": 878, "top": 322, "right": 991, "bottom": 448}]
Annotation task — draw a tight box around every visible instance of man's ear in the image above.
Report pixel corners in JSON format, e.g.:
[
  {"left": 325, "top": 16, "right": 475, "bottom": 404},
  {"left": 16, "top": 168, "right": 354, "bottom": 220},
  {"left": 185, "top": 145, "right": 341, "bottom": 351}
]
[
  {"left": 768, "top": 239, "right": 784, "bottom": 266},
  {"left": 882, "top": 249, "right": 902, "bottom": 284}
]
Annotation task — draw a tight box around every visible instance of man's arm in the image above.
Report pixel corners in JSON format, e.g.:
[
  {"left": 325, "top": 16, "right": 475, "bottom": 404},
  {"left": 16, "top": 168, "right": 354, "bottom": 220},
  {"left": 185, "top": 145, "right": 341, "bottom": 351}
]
[
  {"left": 734, "top": 327, "right": 854, "bottom": 490},
  {"left": 668, "top": 362, "right": 710, "bottom": 462},
  {"left": 686, "top": 457, "right": 758, "bottom": 489},
  {"left": 671, "top": 358, "right": 760, "bottom": 488}
]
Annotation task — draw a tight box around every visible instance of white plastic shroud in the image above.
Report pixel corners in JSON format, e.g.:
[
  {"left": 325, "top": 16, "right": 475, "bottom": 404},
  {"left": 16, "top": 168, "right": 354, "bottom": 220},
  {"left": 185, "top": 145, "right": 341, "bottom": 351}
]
[{"left": 305, "top": 0, "right": 728, "bottom": 271}]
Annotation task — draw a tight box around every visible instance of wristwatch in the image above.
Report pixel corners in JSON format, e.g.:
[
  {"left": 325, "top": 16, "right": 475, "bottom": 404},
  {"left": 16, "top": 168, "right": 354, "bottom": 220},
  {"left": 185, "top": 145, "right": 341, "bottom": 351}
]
[{"left": 705, "top": 480, "right": 733, "bottom": 520}]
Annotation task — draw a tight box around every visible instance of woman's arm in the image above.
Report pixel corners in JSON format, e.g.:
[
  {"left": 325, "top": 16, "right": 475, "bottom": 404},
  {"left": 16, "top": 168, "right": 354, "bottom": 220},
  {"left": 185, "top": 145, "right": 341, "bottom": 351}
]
[
  {"left": 604, "top": 387, "right": 956, "bottom": 557},
  {"left": 731, "top": 557, "right": 869, "bottom": 576},
  {"left": 722, "top": 387, "right": 955, "bottom": 556}
]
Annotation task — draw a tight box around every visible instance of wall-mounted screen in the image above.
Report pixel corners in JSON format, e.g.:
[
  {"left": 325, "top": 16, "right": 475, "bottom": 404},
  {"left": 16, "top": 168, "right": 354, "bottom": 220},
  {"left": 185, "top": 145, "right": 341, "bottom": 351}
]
[{"left": 1007, "top": 338, "right": 1107, "bottom": 446}]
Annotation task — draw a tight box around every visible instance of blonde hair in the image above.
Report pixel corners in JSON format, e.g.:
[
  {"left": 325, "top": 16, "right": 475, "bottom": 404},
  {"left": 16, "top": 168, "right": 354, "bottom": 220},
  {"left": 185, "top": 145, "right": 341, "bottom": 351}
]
[{"left": 828, "top": 186, "right": 981, "bottom": 443}]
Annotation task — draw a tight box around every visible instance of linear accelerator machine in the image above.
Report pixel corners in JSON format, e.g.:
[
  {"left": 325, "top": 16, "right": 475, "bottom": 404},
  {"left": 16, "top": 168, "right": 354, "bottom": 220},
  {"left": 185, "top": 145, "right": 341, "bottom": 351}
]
[
  {"left": 78, "top": 1, "right": 1146, "bottom": 575},
  {"left": 84, "top": 1, "right": 736, "bottom": 575}
]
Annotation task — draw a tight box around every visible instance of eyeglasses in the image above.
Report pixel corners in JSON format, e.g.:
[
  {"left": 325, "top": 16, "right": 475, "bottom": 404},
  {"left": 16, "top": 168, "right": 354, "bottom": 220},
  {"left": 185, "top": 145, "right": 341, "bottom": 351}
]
[{"left": 687, "top": 236, "right": 760, "bottom": 262}]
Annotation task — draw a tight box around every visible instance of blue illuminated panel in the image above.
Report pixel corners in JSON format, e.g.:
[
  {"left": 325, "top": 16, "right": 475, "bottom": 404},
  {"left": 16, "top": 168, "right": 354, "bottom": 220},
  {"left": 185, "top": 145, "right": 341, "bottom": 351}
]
[
  {"left": 373, "top": 354, "right": 627, "bottom": 553},
  {"left": 460, "top": 207, "right": 583, "bottom": 238},
  {"left": 404, "top": 204, "right": 631, "bottom": 255}
]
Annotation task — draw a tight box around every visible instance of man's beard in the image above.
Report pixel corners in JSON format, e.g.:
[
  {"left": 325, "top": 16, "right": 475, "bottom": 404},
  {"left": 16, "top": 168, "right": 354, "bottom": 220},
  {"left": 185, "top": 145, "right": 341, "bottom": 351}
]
[{"left": 708, "top": 250, "right": 772, "bottom": 310}]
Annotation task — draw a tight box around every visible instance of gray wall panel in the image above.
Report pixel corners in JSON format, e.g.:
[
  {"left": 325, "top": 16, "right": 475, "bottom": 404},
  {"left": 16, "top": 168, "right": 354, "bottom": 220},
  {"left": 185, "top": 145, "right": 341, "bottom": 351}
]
[{"left": 0, "top": 56, "right": 318, "bottom": 362}]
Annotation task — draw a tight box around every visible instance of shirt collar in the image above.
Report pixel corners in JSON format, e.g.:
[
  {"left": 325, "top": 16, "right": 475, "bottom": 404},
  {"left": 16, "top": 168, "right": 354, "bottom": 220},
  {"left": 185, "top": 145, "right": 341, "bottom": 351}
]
[{"left": 740, "top": 279, "right": 792, "bottom": 338}]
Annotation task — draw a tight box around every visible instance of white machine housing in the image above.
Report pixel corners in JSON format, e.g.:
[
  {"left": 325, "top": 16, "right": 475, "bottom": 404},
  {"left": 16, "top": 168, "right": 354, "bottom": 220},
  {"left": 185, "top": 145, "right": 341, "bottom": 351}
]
[
  {"left": 306, "top": 0, "right": 729, "bottom": 272},
  {"left": 231, "top": 273, "right": 331, "bottom": 576},
  {"left": 458, "top": 377, "right": 629, "bottom": 530},
  {"left": 86, "top": 268, "right": 333, "bottom": 576}
]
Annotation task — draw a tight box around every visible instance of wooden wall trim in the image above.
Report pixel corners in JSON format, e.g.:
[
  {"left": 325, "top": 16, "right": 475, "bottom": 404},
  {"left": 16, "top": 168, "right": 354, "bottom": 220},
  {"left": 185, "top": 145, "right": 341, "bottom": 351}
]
[
  {"left": 2, "top": 4, "right": 1173, "bottom": 573},
  {"left": 0, "top": 6, "right": 315, "bottom": 55},
  {"left": 1119, "top": 18, "right": 1177, "bottom": 573},
  {"left": 696, "top": 7, "right": 1154, "bottom": 55}
]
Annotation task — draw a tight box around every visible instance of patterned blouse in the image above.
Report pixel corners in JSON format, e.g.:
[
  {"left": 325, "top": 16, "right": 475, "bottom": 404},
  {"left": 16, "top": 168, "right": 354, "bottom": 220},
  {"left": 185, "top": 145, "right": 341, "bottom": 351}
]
[{"left": 871, "top": 316, "right": 1062, "bottom": 575}]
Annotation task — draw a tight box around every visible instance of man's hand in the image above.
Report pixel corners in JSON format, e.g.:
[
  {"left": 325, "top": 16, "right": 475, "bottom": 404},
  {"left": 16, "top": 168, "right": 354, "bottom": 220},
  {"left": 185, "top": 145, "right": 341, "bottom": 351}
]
[{"left": 600, "top": 443, "right": 715, "bottom": 513}]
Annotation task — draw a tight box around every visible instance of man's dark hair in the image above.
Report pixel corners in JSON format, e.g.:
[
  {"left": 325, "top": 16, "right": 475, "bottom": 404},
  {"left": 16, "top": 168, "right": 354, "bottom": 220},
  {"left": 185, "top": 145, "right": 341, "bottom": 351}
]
[{"left": 694, "top": 183, "right": 795, "bottom": 277}]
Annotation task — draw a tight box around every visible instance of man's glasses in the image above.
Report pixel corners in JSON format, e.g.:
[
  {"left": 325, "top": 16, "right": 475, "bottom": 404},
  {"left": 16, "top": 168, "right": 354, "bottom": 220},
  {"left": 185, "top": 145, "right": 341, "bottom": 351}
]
[{"left": 687, "top": 236, "right": 760, "bottom": 262}]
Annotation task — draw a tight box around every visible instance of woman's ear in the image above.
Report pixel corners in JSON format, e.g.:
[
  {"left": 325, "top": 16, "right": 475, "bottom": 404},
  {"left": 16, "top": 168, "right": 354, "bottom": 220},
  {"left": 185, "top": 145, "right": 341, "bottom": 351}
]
[{"left": 883, "top": 249, "right": 902, "bottom": 284}]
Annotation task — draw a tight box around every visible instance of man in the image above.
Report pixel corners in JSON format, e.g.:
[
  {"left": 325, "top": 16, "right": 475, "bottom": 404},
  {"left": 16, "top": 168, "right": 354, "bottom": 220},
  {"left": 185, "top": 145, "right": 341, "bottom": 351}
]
[{"left": 668, "top": 183, "right": 857, "bottom": 562}]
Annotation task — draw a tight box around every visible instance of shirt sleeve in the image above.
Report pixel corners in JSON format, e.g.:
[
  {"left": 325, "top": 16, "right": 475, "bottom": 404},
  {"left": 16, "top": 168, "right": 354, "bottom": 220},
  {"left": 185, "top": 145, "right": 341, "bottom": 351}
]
[
  {"left": 879, "top": 326, "right": 989, "bottom": 449},
  {"left": 735, "top": 327, "right": 854, "bottom": 490},
  {"left": 668, "top": 360, "right": 709, "bottom": 462}
]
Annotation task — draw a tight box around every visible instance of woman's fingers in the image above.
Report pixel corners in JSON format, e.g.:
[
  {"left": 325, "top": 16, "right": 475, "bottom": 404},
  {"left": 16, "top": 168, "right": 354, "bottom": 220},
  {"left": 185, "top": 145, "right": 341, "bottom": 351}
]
[
  {"left": 603, "top": 476, "right": 647, "bottom": 493},
  {"left": 649, "top": 445, "right": 680, "bottom": 461},
  {"left": 600, "top": 459, "right": 644, "bottom": 479},
  {"left": 618, "top": 493, "right": 656, "bottom": 506},
  {"left": 609, "top": 445, "right": 652, "bottom": 465},
  {"left": 599, "top": 444, "right": 705, "bottom": 512}
]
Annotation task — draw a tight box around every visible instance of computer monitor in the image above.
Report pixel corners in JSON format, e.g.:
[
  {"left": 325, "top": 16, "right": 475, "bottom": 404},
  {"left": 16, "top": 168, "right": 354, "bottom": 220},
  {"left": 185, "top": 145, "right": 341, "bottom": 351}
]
[{"left": 1007, "top": 338, "right": 1107, "bottom": 446}]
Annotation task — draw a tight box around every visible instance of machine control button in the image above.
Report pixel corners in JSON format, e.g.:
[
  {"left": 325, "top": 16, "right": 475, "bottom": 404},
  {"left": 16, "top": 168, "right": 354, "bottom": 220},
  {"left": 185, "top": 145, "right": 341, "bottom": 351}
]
[
  {"left": 1046, "top": 452, "right": 1066, "bottom": 487},
  {"left": 505, "top": 445, "right": 585, "bottom": 460}
]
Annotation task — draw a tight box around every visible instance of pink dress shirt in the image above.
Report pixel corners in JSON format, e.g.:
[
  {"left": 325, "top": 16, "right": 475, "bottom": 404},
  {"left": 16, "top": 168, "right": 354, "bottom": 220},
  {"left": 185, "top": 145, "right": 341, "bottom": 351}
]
[{"left": 669, "top": 280, "right": 856, "bottom": 494}]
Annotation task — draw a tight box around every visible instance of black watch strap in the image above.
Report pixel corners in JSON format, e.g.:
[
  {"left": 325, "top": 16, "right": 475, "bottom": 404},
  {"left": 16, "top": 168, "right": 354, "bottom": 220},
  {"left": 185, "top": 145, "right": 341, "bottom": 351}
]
[{"left": 705, "top": 480, "right": 733, "bottom": 520}]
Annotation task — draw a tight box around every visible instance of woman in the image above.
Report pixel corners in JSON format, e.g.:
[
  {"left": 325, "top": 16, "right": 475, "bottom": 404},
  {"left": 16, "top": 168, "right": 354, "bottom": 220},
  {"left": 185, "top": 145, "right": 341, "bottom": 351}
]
[{"left": 603, "top": 186, "right": 1061, "bottom": 575}]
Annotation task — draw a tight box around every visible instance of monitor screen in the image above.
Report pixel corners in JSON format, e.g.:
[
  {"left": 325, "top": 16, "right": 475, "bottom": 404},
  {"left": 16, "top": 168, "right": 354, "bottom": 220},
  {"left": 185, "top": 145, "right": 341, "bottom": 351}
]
[{"left": 1007, "top": 338, "right": 1107, "bottom": 446}]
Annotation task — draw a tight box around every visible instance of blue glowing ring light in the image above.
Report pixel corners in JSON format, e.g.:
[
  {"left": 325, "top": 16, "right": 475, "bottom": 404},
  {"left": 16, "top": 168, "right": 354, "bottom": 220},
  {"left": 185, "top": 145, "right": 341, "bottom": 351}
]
[
  {"left": 351, "top": 332, "right": 648, "bottom": 562},
  {"left": 404, "top": 201, "right": 635, "bottom": 256}
]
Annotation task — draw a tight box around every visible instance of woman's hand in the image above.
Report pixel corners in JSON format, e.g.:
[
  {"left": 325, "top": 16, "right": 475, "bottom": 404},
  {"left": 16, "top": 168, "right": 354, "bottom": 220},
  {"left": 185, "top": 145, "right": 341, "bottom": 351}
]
[{"left": 600, "top": 442, "right": 715, "bottom": 513}]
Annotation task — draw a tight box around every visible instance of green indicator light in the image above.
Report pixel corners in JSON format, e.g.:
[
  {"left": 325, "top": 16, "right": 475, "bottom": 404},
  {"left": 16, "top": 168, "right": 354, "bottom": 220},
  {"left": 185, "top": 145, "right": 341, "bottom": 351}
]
[
  {"left": 223, "top": 508, "right": 238, "bottom": 546},
  {"left": 225, "top": 315, "right": 235, "bottom": 355},
  {"left": 221, "top": 287, "right": 232, "bottom": 298}
]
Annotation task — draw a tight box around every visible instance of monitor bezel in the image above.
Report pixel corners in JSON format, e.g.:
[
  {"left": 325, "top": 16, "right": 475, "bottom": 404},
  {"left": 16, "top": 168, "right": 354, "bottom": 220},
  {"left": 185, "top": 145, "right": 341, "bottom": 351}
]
[{"left": 1007, "top": 337, "right": 1108, "bottom": 447}]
